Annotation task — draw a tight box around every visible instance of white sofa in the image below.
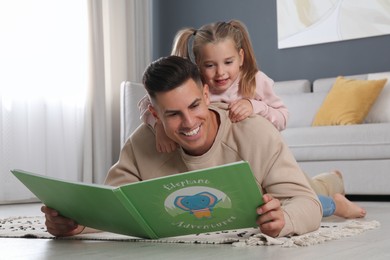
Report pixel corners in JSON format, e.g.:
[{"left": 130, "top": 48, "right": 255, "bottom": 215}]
[
  {"left": 120, "top": 71, "right": 390, "bottom": 196},
  {"left": 275, "top": 72, "right": 390, "bottom": 195}
]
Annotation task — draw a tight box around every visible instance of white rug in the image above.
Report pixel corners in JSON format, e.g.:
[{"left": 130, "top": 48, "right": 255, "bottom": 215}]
[{"left": 0, "top": 216, "right": 380, "bottom": 247}]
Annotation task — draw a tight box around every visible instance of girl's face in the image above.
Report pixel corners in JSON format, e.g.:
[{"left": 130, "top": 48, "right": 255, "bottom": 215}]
[{"left": 198, "top": 39, "right": 244, "bottom": 95}]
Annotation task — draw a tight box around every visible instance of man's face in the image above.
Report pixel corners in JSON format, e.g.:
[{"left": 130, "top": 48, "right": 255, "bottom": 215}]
[{"left": 149, "top": 79, "right": 218, "bottom": 156}]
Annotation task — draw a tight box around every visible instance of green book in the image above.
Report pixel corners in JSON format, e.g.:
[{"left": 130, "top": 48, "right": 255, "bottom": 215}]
[{"left": 11, "top": 161, "right": 263, "bottom": 239}]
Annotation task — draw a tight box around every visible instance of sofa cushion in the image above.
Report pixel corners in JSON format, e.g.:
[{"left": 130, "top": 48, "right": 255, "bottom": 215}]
[
  {"left": 282, "top": 123, "right": 390, "bottom": 161},
  {"left": 312, "top": 74, "right": 367, "bottom": 92},
  {"left": 274, "top": 79, "right": 311, "bottom": 95},
  {"left": 312, "top": 77, "right": 386, "bottom": 126},
  {"left": 280, "top": 92, "right": 327, "bottom": 128},
  {"left": 365, "top": 72, "right": 390, "bottom": 123}
]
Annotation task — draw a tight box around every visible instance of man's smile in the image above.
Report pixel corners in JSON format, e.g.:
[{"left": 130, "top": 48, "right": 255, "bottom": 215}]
[{"left": 181, "top": 125, "right": 201, "bottom": 136}]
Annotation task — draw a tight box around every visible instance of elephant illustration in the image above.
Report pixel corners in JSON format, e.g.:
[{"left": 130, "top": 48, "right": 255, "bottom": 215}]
[{"left": 174, "top": 191, "right": 221, "bottom": 219}]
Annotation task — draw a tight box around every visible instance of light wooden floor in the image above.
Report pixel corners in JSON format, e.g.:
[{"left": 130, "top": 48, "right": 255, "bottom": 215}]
[{"left": 1, "top": 202, "right": 390, "bottom": 260}]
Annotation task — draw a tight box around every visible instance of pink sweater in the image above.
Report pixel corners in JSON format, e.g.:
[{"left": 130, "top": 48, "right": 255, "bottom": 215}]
[{"left": 138, "top": 71, "right": 289, "bottom": 131}]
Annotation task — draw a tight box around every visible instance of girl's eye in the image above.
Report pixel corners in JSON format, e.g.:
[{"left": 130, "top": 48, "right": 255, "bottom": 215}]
[{"left": 204, "top": 63, "right": 214, "bottom": 68}]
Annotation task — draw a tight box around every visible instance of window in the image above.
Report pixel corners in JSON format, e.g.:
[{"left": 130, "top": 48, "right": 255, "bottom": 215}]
[{"left": 0, "top": 0, "right": 89, "bottom": 203}]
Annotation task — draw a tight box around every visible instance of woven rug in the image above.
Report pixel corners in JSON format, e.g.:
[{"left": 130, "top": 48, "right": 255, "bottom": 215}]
[{"left": 0, "top": 216, "right": 380, "bottom": 247}]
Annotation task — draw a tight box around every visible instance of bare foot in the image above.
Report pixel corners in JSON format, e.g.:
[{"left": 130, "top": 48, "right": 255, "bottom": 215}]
[{"left": 333, "top": 193, "right": 366, "bottom": 218}]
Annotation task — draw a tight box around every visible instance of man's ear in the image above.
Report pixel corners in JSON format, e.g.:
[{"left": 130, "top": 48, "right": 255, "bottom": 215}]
[
  {"left": 148, "top": 104, "right": 160, "bottom": 121},
  {"left": 203, "top": 84, "right": 211, "bottom": 106}
]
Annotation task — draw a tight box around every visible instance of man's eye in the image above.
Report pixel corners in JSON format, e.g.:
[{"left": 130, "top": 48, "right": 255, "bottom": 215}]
[
  {"left": 167, "top": 113, "right": 178, "bottom": 117},
  {"left": 190, "top": 103, "right": 200, "bottom": 109}
]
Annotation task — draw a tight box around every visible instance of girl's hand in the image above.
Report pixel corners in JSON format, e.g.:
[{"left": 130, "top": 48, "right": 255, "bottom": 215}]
[
  {"left": 228, "top": 99, "right": 253, "bottom": 123},
  {"left": 256, "top": 194, "right": 285, "bottom": 238},
  {"left": 155, "top": 120, "right": 178, "bottom": 153}
]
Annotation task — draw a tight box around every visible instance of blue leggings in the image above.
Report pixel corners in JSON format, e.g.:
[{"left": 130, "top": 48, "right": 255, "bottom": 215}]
[{"left": 318, "top": 195, "right": 336, "bottom": 217}]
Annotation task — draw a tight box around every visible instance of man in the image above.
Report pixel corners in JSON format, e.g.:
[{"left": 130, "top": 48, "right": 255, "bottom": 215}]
[{"left": 42, "top": 56, "right": 322, "bottom": 238}]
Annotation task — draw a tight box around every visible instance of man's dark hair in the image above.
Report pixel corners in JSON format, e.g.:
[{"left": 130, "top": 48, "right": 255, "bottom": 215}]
[{"left": 142, "top": 56, "right": 202, "bottom": 100}]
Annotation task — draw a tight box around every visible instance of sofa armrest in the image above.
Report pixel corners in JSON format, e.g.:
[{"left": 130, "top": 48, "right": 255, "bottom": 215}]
[{"left": 120, "top": 81, "right": 147, "bottom": 147}]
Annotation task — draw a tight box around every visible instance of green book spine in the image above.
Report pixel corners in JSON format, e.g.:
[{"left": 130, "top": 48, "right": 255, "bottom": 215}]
[{"left": 112, "top": 189, "right": 158, "bottom": 239}]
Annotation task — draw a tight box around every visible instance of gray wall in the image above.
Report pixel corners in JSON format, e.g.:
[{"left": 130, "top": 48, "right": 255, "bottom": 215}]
[{"left": 152, "top": 0, "right": 390, "bottom": 82}]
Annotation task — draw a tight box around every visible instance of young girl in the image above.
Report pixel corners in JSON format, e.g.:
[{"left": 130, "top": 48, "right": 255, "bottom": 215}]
[
  {"left": 139, "top": 20, "right": 287, "bottom": 153},
  {"left": 138, "top": 20, "right": 365, "bottom": 219}
]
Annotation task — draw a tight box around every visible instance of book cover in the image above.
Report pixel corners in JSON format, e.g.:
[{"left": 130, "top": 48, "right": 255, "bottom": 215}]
[{"left": 11, "top": 161, "right": 264, "bottom": 239}]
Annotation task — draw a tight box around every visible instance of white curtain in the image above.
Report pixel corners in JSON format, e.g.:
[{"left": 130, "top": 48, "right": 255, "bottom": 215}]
[
  {"left": 86, "top": 0, "right": 152, "bottom": 184},
  {"left": 0, "top": 0, "right": 152, "bottom": 204}
]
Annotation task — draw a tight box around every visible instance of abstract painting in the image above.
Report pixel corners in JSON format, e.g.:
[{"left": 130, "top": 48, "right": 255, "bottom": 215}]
[{"left": 277, "top": 0, "right": 390, "bottom": 49}]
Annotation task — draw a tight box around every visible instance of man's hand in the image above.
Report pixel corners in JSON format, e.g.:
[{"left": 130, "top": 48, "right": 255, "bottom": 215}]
[
  {"left": 41, "top": 205, "right": 84, "bottom": 237},
  {"left": 228, "top": 99, "right": 253, "bottom": 123},
  {"left": 256, "top": 194, "right": 285, "bottom": 237},
  {"left": 155, "top": 120, "right": 178, "bottom": 153}
]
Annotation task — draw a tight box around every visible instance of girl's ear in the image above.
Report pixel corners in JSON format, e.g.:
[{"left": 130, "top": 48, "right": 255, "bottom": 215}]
[{"left": 239, "top": 48, "right": 244, "bottom": 67}]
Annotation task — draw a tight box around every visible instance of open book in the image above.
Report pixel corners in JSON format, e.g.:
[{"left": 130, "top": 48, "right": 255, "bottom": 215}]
[{"left": 11, "top": 161, "right": 263, "bottom": 239}]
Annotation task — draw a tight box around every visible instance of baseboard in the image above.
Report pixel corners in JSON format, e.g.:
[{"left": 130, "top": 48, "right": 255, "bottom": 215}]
[
  {"left": 0, "top": 198, "right": 40, "bottom": 205},
  {"left": 346, "top": 194, "right": 390, "bottom": 202}
]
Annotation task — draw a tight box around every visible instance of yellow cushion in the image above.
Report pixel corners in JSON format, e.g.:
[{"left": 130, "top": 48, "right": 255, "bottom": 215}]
[{"left": 312, "top": 76, "right": 387, "bottom": 126}]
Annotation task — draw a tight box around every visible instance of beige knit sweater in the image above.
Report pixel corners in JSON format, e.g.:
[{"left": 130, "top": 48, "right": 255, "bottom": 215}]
[{"left": 105, "top": 105, "right": 322, "bottom": 237}]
